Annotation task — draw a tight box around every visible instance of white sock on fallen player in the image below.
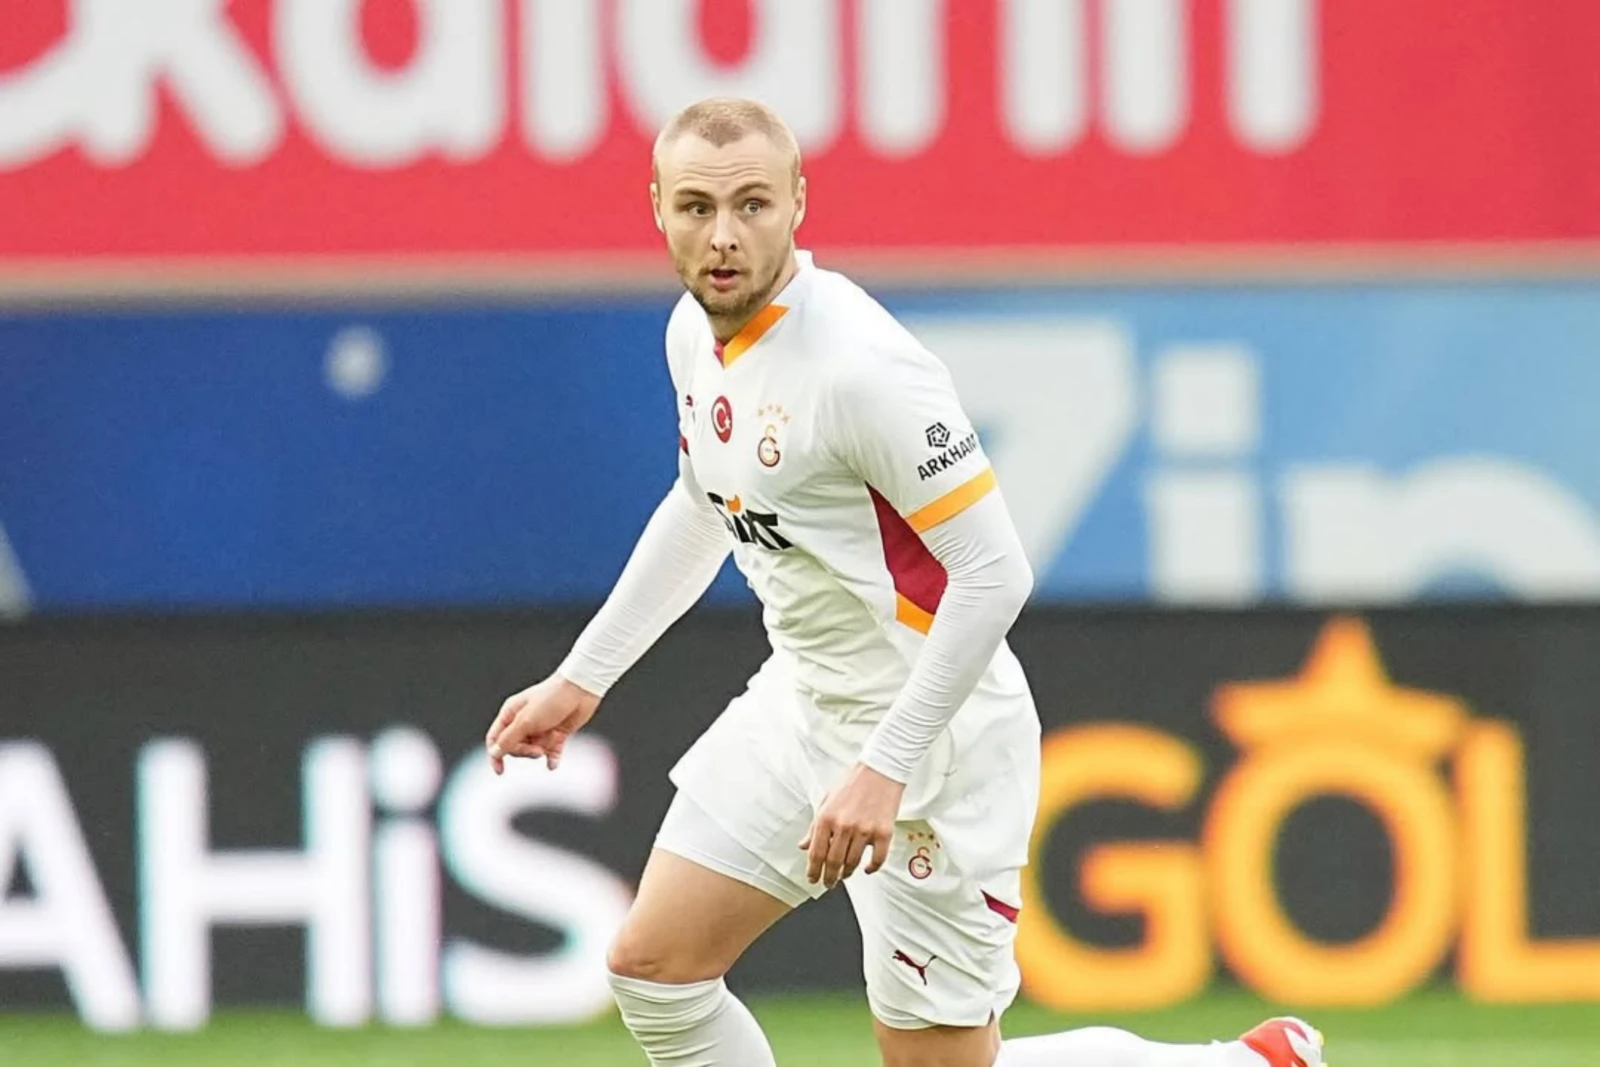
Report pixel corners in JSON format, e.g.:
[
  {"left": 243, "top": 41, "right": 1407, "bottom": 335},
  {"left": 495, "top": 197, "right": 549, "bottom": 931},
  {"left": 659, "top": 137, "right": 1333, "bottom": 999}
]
[
  {"left": 995, "top": 1027, "right": 1267, "bottom": 1067},
  {"left": 607, "top": 972, "right": 778, "bottom": 1067}
]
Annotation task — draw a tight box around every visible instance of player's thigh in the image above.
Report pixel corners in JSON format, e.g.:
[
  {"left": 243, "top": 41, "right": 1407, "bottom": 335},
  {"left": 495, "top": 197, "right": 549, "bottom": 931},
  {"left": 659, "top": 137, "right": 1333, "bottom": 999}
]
[
  {"left": 845, "top": 823, "right": 1023, "bottom": 1035},
  {"left": 607, "top": 794, "right": 803, "bottom": 984},
  {"left": 606, "top": 849, "right": 791, "bottom": 984}
]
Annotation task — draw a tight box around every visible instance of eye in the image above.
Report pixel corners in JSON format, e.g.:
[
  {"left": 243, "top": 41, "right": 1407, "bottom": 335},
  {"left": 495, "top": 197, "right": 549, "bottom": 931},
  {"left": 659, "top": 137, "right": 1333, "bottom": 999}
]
[
  {"left": 743, "top": 199, "right": 766, "bottom": 215},
  {"left": 683, "top": 202, "right": 711, "bottom": 218}
]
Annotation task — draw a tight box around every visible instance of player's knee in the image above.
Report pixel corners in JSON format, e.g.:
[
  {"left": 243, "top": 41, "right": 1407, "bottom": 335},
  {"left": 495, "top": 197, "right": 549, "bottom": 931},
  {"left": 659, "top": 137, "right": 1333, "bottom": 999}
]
[
  {"left": 605, "top": 930, "right": 666, "bottom": 982},
  {"left": 606, "top": 927, "right": 722, "bottom": 985}
]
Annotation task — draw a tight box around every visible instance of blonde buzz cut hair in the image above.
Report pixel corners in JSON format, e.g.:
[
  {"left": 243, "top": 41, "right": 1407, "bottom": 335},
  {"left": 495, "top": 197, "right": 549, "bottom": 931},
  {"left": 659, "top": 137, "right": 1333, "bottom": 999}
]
[{"left": 652, "top": 97, "right": 803, "bottom": 189}]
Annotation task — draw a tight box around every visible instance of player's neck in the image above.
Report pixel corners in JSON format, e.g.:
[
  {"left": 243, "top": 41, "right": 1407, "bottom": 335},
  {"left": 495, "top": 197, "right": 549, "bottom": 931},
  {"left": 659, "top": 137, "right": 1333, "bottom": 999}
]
[{"left": 708, "top": 253, "right": 800, "bottom": 345}]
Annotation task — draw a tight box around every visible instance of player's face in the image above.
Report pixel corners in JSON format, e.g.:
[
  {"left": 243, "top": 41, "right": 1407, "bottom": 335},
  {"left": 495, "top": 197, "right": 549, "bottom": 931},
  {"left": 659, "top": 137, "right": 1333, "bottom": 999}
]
[{"left": 652, "top": 133, "right": 805, "bottom": 323}]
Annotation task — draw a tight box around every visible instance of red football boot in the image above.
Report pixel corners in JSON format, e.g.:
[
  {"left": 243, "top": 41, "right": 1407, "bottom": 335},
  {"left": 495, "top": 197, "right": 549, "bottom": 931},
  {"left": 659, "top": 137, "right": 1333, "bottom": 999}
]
[{"left": 1240, "top": 1017, "right": 1326, "bottom": 1067}]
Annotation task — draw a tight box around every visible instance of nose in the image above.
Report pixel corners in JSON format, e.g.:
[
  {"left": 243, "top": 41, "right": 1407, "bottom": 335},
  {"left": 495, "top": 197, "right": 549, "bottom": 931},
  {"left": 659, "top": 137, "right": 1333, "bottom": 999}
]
[{"left": 710, "top": 210, "right": 740, "bottom": 254}]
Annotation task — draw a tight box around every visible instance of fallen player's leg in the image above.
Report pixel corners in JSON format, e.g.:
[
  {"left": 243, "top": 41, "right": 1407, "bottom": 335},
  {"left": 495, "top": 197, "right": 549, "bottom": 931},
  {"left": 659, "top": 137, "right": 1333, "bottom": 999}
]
[{"left": 993, "top": 1016, "right": 1326, "bottom": 1067}]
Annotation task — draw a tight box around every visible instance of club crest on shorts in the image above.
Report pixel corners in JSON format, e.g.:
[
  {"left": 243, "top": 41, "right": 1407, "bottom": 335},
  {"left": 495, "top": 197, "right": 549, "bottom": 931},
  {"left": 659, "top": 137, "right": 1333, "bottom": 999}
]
[
  {"left": 754, "top": 403, "right": 790, "bottom": 469},
  {"left": 908, "top": 849, "right": 934, "bottom": 879},
  {"left": 906, "top": 830, "right": 940, "bottom": 880}
]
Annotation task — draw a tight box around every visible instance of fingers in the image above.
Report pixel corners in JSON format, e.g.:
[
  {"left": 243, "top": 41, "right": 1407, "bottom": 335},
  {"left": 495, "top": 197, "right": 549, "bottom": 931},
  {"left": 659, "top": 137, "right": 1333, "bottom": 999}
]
[
  {"left": 838, "top": 832, "right": 869, "bottom": 884},
  {"left": 488, "top": 724, "right": 567, "bottom": 777},
  {"left": 805, "top": 819, "right": 889, "bottom": 889},
  {"left": 486, "top": 693, "right": 527, "bottom": 773},
  {"left": 486, "top": 694, "right": 524, "bottom": 747},
  {"left": 487, "top": 718, "right": 544, "bottom": 777},
  {"left": 487, "top": 719, "right": 524, "bottom": 775},
  {"left": 541, "top": 729, "right": 569, "bottom": 771},
  {"left": 863, "top": 827, "right": 892, "bottom": 876},
  {"left": 804, "top": 820, "right": 830, "bottom": 885},
  {"left": 821, "top": 826, "right": 852, "bottom": 888},
  {"left": 805, "top": 817, "right": 895, "bottom": 887},
  {"left": 839, "top": 821, "right": 893, "bottom": 882},
  {"left": 496, "top": 732, "right": 551, "bottom": 758}
]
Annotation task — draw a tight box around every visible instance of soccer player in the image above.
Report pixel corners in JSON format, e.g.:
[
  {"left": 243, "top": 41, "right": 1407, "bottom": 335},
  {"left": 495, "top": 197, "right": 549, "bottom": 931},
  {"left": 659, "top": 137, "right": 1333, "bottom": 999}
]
[{"left": 484, "top": 97, "right": 1326, "bottom": 1067}]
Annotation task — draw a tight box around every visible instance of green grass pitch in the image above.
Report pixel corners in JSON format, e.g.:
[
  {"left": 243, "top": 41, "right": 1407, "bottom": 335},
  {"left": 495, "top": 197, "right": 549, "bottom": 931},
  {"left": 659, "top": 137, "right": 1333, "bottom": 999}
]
[{"left": 5, "top": 988, "right": 1598, "bottom": 1066}]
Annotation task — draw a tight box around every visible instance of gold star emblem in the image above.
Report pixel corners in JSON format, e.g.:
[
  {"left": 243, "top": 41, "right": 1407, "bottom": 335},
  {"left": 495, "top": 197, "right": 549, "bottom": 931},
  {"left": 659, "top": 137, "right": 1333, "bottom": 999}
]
[{"left": 1211, "top": 616, "right": 1469, "bottom": 759}]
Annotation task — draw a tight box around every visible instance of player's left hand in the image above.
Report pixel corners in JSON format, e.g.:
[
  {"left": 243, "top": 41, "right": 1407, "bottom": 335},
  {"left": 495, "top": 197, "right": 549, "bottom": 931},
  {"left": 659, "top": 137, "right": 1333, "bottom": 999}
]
[{"left": 801, "top": 764, "right": 906, "bottom": 889}]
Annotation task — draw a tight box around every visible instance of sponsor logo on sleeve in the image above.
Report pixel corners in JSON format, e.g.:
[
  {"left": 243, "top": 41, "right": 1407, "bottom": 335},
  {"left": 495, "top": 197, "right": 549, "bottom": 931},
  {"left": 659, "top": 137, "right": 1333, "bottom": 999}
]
[{"left": 917, "top": 425, "right": 980, "bottom": 481}]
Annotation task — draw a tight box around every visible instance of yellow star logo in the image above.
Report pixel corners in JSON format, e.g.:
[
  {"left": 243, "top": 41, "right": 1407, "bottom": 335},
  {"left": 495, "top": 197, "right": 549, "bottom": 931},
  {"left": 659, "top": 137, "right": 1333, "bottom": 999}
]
[{"left": 1211, "top": 616, "right": 1469, "bottom": 760}]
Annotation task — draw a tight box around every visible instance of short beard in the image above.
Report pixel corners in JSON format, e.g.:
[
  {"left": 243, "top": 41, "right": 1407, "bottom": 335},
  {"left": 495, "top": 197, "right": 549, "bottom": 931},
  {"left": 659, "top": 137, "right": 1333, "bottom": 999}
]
[{"left": 685, "top": 241, "right": 791, "bottom": 325}]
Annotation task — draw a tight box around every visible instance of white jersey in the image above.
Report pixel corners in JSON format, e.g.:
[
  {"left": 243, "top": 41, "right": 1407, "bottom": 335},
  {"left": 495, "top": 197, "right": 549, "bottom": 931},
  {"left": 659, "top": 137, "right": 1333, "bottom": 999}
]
[{"left": 667, "top": 251, "right": 1035, "bottom": 820}]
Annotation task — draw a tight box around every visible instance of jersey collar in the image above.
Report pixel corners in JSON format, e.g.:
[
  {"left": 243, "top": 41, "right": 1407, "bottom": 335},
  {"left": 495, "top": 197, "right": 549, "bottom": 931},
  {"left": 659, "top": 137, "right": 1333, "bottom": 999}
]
[{"left": 714, "top": 250, "right": 815, "bottom": 368}]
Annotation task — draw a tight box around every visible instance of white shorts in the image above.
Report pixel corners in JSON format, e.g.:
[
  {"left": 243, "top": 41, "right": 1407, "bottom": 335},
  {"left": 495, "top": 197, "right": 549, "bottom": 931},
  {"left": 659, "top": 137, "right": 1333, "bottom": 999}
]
[
  {"left": 656, "top": 659, "right": 1039, "bottom": 1030},
  {"left": 655, "top": 790, "right": 1024, "bottom": 1030}
]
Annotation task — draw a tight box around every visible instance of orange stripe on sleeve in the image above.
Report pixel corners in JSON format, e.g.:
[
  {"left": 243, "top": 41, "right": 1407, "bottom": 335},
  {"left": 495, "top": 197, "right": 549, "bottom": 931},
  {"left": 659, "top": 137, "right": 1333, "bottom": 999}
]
[
  {"left": 895, "top": 593, "right": 936, "bottom": 634},
  {"left": 905, "top": 467, "right": 997, "bottom": 533}
]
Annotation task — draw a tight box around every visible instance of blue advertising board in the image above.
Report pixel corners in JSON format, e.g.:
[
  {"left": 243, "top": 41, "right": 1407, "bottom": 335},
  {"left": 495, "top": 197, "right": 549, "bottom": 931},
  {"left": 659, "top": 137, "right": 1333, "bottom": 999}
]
[{"left": 3, "top": 280, "right": 1599, "bottom": 613}]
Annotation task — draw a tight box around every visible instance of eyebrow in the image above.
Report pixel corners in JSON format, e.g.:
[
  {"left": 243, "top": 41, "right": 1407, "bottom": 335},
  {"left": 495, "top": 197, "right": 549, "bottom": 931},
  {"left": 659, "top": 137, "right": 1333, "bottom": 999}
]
[{"left": 673, "top": 181, "right": 775, "bottom": 200}]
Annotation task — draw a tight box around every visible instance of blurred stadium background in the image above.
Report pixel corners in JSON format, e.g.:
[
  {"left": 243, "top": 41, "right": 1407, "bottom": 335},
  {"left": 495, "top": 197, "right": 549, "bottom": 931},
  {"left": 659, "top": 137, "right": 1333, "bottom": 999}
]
[{"left": 4, "top": 1, "right": 1600, "bottom": 1064}]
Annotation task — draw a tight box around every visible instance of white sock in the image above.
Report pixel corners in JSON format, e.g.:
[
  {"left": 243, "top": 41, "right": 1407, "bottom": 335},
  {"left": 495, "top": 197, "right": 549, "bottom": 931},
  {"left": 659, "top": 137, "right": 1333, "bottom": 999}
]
[
  {"left": 607, "top": 972, "right": 778, "bottom": 1067},
  {"left": 996, "top": 1027, "right": 1264, "bottom": 1067}
]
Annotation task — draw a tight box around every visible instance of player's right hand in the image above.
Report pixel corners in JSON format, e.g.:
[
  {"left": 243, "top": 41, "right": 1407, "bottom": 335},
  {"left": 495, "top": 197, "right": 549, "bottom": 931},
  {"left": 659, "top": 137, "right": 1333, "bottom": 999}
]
[{"left": 484, "top": 674, "right": 601, "bottom": 775}]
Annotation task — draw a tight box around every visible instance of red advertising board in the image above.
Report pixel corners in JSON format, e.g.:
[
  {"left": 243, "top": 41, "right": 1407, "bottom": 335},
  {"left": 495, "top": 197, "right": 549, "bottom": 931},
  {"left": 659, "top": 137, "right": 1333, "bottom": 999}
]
[{"left": 3, "top": 0, "right": 1599, "bottom": 283}]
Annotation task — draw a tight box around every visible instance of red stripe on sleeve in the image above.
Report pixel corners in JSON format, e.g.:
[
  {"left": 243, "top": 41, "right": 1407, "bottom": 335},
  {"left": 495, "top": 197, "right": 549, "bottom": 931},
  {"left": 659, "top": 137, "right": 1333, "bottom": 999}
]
[{"left": 869, "top": 486, "right": 946, "bottom": 617}]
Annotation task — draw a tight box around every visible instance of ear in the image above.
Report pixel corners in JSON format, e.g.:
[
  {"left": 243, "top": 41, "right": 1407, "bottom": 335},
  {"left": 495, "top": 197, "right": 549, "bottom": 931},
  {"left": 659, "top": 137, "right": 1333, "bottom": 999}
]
[
  {"left": 792, "top": 174, "right": 807, "bottom": 232},
  {"left": 649, "top": 181, "right": 665, "bottom": 233}
]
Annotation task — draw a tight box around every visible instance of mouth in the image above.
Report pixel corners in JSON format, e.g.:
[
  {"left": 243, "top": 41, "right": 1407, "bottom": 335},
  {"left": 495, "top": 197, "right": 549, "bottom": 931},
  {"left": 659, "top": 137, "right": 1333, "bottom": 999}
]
[{"left": 706, "top": 267, "right": 740, "bottom": 291}]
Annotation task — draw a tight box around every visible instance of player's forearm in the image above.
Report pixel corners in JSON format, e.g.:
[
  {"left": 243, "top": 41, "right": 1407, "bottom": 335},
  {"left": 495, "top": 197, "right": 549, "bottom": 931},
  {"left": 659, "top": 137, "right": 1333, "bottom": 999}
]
[
  {"left": 858, "top": 492, "right": 1034, "bottom": 783},
  {"left": 557, "top": 478, "right": 730, "bottom": 697}
]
